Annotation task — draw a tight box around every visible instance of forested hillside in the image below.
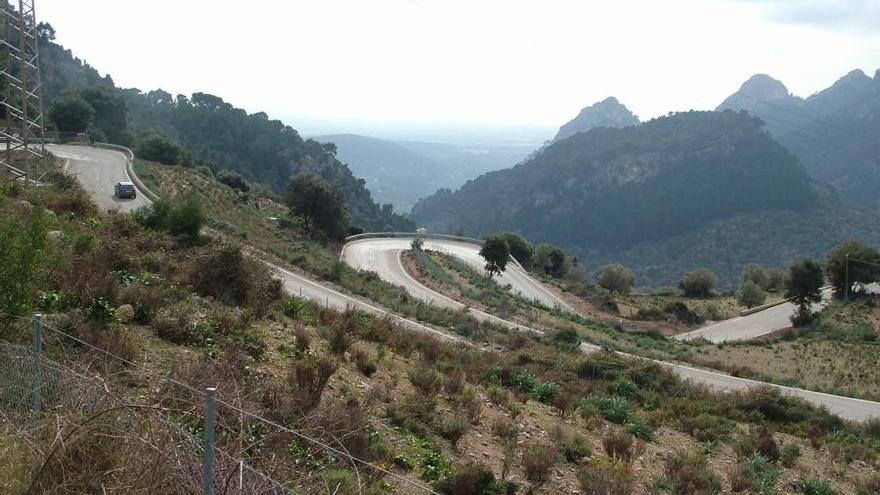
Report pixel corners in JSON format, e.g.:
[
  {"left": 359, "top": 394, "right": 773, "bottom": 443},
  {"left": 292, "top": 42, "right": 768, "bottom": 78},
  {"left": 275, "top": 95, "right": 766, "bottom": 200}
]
[
  {"left": 38, "top": 24, "right": 413, "bottom": 232},
  {"left": 412, "top": 111, "right": 880, "bottom": 286},
  {"left": 718, "top": 69, "right": 880, "bottom": 207},
  {"left": 314, "top": 133, "right": 453, "bottom": 211}
]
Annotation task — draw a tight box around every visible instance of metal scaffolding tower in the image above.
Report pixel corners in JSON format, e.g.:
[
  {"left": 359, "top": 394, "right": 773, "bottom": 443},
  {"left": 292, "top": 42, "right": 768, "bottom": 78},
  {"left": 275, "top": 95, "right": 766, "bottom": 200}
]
[{"left": 1, "top": 0, "right": 44, "bottom": 184}]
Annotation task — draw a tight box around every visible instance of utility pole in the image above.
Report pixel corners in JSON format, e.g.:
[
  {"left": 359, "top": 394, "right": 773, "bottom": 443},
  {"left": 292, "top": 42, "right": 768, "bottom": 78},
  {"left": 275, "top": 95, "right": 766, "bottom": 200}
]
[
  {"left": 1, "top": 0, "right": 46, "bottom": 184},
  {"left": 844, "top": 253, "right": 849, "bottom": 303}
]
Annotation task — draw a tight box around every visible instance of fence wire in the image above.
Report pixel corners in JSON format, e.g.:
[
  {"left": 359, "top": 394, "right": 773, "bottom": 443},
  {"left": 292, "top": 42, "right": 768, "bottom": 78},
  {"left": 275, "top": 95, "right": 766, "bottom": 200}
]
[{"left": 0, "top": 313, "right": 438, "bottom": 494}]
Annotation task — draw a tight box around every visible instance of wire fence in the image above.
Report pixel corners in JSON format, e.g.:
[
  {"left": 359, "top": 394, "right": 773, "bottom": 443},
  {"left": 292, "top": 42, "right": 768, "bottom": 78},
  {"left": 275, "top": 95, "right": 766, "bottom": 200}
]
[{"left": 0, "top": 312, "right": 439, "bottom": 495}]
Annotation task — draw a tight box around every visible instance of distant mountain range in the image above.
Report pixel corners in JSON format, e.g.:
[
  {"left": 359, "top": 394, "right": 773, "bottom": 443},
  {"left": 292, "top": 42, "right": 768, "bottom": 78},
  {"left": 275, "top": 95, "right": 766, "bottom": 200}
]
[
  {"left": 718, "top": 68, "right": 880, "bottom": 207},
  {"left": 411, "top": 108, "right": 880, "bottom": 287},
  {"left": 315, "top": 134, "right": 536, "bottom": 212}
]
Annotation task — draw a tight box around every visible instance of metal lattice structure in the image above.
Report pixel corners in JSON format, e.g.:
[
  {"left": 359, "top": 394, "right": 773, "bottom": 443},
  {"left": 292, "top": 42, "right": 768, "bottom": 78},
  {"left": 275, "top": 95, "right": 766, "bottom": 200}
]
[{"left": 0, "top": 0, "right": 44, "bottom": 183}]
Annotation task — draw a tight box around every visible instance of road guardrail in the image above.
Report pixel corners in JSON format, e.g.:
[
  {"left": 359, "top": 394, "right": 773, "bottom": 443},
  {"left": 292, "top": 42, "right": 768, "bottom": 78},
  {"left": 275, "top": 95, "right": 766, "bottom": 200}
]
[{"left": 93, "top": 142, "right": 160, "bottom": 202}]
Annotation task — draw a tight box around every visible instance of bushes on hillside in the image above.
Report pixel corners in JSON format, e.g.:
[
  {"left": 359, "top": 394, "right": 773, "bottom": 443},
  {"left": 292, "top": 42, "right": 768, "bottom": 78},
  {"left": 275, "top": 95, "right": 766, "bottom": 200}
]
[
  {"left": 737, "top": 280, "right": 767, "bottom": 308},
  {"left": 134, "top": 196, "right": 205, "bottom": 242},
  {"left": 680, "top": 269, "right": 718, "bottom": 297},
  {"left": 136, "top": 133, "right": 184, "bottom": 164},
  {"left": 189, "top": 243, "right": 282, "bottom": 313},
  {"left": 0, "top": 205, "right": 47, "bottom": 317},
  {"left": 596, "top": 263, "right": 635, "bottom": 294}
]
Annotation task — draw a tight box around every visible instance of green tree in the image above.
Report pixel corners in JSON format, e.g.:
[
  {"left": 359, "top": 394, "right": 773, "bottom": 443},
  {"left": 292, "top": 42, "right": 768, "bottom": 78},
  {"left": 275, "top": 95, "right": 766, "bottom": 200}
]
[
  {"left": 495, "top": 232, "right": 533, "bottom": 267},
  {"left": 136, "top": 133, "right": 183, "bottom": 165},
  {"left": 785, "top": 259, "right": 824, "bottom": 326},
  {"left": 764, "top": 269, "right": 787, "bottom": 293},
  {"left": 285, "top": 174, "right": 350, "bottom": 240},
  {"left": 679, "top": 269, "right": 718, "bottom": 298},
  {"left": 741, "top": 264, "right": 768, "bottom": 290},
  {"left": 480, "top": 235, "right": 510, "bottom": 278},
  {"left": 737, "top": 280, "right": 767, "bottom": 308},
  {"left": 533, "top": 243, "right": 567, "bottom": 278},
  {"left": 825, "top": 239, "right": 880, "bottom": 298},
  {"left": 0, "top": 206, "right": 47, "bottom": 317},
  {"left": 48, "top": 95, "right": 94, "bottom": 133},
  {"left": 596, "top": 263, "right": 635, "bottom": 294},
  {"left": 78, "top": 86, "right": 131, "bottom": 145}
]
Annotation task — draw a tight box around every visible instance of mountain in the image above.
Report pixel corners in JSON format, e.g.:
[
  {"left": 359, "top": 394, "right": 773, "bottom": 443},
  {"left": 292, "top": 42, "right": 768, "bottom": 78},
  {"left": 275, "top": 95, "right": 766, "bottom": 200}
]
[
  {"left": 314, "top": 134, "right": 538, "bottom": 213},
  {"left": 411, "top": 110, "right": 880, "bottom": 286},
  {"left": 718, "top": 69, "right": 880, "bottom": 207},
  {"left": 36, "top": 24, "right": 413, "bottom": 232},
  {"left": 553, "top": 97, "right": 639, "bottom": 142},
  {"left": 313, "top": 134, "right": 452, "bottom": 212}
]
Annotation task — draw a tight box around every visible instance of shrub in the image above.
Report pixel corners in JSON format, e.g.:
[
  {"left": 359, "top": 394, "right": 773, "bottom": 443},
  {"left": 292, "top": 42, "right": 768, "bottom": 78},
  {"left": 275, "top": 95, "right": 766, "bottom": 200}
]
[
  {"left": 437, "top": 416, "right": 470, "bottom": 448},
  {"left": 521, "top": 442, "right": 557, "bottom": 483},
  {"left": 728, "top": 455, "right": 779, "bottom": 494},
  {"left": 796, "top": 479, "right": 836, "bottom": 495},
  {"left": 444, "top": 369, "right": 465, "bottom": 395},
  {"left": 612, "top": 378, "right": 640, "bottom": 401},
  {"left": 386, "top": 395, "right": 438, "bottom": 437},
  {"left": 737, "top": 280, "right": 767, "bottom": 309},
  {"left": 190, "top": 243, "right": 281, "bottom": 312},
  {"left": 664, "top": 452, "right": 722, "bottom": 495},
  {"left": 597, "top": 396, "right": 630, "bottom": 424},
  {"left": 603, "top": 431, "right": 635, "bottom": 464},
  {"left": 409, "top": 366, "right": 443, "bottom": 395},
  {"left": 458, "top": 387, "right": 482, "bottom": 425},
  {"left": 281, "top": 296, "right": 306, "bottom": 318},
  {"left": 680, "top": 269, "right": 718, "bottom": 298},
  {"left": 492, "top": 419, "right": 519, "bottom": 444},
  {"left": 284, "top": 355, "right": 337, "bottom": 414},
  {"left": 435, "top": 463, "right": 508, "bottom": 495},
  {"left": 596, "top": 264, "right": 635, "bottom": 294},
  {"left": 216, "top": 169, "right": 249, "bottom": 192},
  {"left": 577, "top": 457, "right": 634, "bottom": 495},
  {"left": 552, "top": 425, "right": 592, "bottom": 463},
  {"left": 351, "top": 347, "right": 377, "bottom": 377},
  {"left": 663, "top": 301, "right": 704, "bottom": 325},
  {"left": 135, "top": 196, "right": 204, "bottom": 241},
  {"left": 531, "top": 381, "right": 561, "bottom": 404},
  {"left": 88, "top": 296, "right": 118, "bottom": 325},
  {"left": 627, "top": 416, "right": 655, "bottom": 442},
  {"left": 780, "top": 443, "right": 801, "bottom": 468}
]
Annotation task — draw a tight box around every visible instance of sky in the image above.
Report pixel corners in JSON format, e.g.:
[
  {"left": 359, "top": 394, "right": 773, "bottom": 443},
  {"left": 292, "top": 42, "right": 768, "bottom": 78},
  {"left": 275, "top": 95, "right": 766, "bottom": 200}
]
[{"left": 38, "top": 0, "right": 880, "bottom": 139}]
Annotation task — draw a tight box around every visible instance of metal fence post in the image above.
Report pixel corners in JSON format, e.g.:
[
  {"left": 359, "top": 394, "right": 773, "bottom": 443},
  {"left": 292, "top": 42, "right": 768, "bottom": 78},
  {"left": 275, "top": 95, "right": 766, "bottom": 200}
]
[
  {"left": 202, "top": 387, "right": 217, "bottom": 495},
  {"left": 32, "top": 312, "right": 42, "bottom": 413}
]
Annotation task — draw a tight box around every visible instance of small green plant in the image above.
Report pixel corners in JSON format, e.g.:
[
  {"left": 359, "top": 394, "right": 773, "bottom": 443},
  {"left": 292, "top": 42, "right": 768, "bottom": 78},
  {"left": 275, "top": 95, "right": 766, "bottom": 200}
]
[
  {"left": 597, "top": 396, "right": 630, "bottom": 424},
  {"left": 88, "top": 296, "right": 118, "bottom": 325},
  {"left": 521, "top": 442, "right": 557, "bottom": 483},
  {"left": 796, "top": 478, "right": 836, "bottom": 495},
  {"left": 531, "top": 381, "right": 561, "bottom": 404},
  {"left": 577, "top": 457, "right": 634, "bottom": 495},
  {"left": 780, "top": 443, "right": 801, "bottom": 468},
  {"left": 393, "top": 453, "right": 413, "bottom": 471},
  {"left": 612, "top": 378, "right": 641, "bottom": 401},
  {"left": 627, "top": 416, "right": 654, "bottom": 442},
  {"left": 437, "top": 416, "right": 470, "bottom": 448},
  {"left": 420, "top": 447, "right": 448, "bottom": 482},
  {"left": 729, "top": 455, "right": 779, "bottom": 494},
  {"left": 281, "top": 296, "right": 306, "bottom": 318}
]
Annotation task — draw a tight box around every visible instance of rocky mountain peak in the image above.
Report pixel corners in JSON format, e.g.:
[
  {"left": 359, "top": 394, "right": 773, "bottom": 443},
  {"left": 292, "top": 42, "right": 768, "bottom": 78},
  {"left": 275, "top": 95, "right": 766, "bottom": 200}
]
[
  {"left": 553, "top": 96, "right": 639, "bottom": 142},
  {"left": 737, "top": 74, "right": 791, "bottom": 101}
]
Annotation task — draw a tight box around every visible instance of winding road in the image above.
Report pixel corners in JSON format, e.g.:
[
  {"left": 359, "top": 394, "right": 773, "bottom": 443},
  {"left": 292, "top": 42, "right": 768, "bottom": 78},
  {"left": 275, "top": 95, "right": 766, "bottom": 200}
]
[{"left": 64, "top": 145, "right": 880, "bottom": 422}]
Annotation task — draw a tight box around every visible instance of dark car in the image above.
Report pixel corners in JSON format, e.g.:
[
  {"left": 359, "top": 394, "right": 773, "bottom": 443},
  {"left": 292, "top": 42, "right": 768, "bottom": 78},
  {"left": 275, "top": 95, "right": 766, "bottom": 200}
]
[{"left": 114, "top": 181, "right": 137, "bottom": 199}]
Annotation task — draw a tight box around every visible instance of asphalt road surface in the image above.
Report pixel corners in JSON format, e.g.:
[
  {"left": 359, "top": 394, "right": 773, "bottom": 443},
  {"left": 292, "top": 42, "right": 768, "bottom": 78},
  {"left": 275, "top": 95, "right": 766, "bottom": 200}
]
[
  {"left": 342, "top": 237, "right": 574, "bottom": 312},
  {"left": 47, "top": 144, "right": 151, "bottom": 213},
  {"left": 675, "top": 289, "right": 832, "bottom": 343},
  {"left": 70, "top": 146, "right": 880, "bottom": 422}
]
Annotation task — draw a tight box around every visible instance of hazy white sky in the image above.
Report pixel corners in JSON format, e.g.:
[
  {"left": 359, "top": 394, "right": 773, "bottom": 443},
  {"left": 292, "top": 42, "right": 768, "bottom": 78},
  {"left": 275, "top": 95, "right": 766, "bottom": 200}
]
[{"left": 39, "top": 0, "right": 880, "bottom": 130}]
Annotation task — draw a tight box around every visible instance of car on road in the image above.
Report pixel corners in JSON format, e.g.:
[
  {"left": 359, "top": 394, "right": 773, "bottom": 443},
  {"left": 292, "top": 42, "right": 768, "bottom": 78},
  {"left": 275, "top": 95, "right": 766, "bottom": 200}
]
[{"left": 114, "top": 181, "right": 137, "bottom": 199}]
